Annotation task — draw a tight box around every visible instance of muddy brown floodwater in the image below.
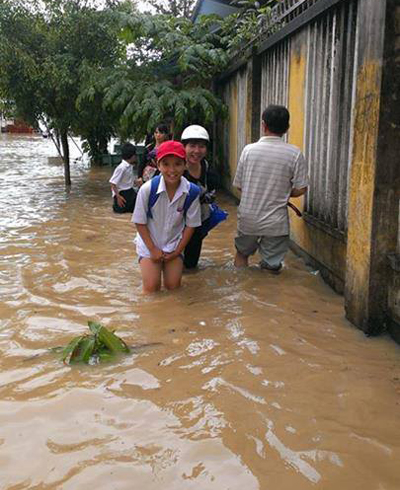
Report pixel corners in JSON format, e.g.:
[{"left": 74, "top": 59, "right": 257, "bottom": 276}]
[{"left": 0, "top": 133, "right": 400, "bottom": 490}]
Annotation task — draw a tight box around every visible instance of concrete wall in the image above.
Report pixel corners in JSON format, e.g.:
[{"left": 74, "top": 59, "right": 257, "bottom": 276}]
[{"left": 216, "top": 0, "right": 400, "bottom": 338}]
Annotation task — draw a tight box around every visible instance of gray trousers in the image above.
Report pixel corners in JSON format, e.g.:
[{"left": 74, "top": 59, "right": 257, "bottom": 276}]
[{"left": 235, "top": 233, "right": 289, "bottom": 268}]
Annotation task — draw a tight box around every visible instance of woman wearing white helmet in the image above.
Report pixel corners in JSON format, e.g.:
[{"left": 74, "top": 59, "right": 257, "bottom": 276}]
[{"left": 181, "top": 124, "right": 218, "bottom": 269}]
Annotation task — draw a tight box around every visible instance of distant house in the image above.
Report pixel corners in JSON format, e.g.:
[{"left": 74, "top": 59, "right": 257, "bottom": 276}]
[
  {"left": 0, "top": 117, "right": 35, "bottom": 134},
  {"left": 192, "top": 0, "right": 240, "bottom": 22}
]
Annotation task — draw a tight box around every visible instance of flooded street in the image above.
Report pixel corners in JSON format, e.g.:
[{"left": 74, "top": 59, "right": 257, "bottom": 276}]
[{"left": 1, "top": 133, "right": 400, "bottom": 489}]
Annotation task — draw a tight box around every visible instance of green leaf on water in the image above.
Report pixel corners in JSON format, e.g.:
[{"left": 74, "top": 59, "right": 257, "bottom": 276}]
[
  {"left": 69, "top": 336, "right": 96, "bottom": 364},
  {"left": 98, "top": 351, "right": 115, "bottom": 362},
  {"left": 88, "top": 321, "right": 102, "bottom": 334},
  {"left": 98, "top": 325, "right": 130, "bottom": 354},
  {"left": 59, "top": 322, "right": 130, "bottom": 365},
  {"left": 62, "top": 336, "right": 85, "bottom": 364}
]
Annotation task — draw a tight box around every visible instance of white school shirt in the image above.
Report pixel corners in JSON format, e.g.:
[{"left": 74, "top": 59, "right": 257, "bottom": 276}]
[
  {"left": 132, "top": 175, "right": 201, "bottom": 258},
  {"left": 109, "top": 160, "right": 134, "bottom": 196}
]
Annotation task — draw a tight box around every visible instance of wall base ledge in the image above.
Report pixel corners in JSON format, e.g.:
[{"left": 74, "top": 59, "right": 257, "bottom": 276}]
[
  {"left": 289, "top": 240, "right": 344, "bottom": 294},
  {"left": 388, "top": 319, "right": 400, "bottom": 345},
  {"left": 387, "top": 253, "right": 400, "bottom": 272}
]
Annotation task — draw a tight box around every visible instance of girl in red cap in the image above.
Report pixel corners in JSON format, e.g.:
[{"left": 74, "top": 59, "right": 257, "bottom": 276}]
[{"left": 132, "top": 141, "right": 201, "bottom": 293}]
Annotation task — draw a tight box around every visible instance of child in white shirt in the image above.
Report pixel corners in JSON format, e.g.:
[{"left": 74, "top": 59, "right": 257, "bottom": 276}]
[
  {"left": 132, "top": 141, "right": 201, "bottom": 293},
  {"left": 109, "top": 143, "right": 137, "bottom": 213}
]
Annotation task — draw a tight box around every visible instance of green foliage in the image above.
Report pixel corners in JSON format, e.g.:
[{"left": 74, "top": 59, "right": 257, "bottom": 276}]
[
  {"left": 0, "top": 0, "right": 284, "bottom": 164},
  {"left": 0, "top": 97, "right": 16, "bottom": 119},
  {"left": 75, "top": 63, "right": 120, "bottom": 162},
  {"left": 104, "top": 12, "right": 229, "bottom": 140},
  {"left": 62, "top": 321, "right": 130, "bottom": 365},
  {"left": 144, "top": 0, "right": 196, "bottom": 19},
  {"left": 0, "top": 0, "right": 127, "bottom": 169},
  {"left": 220, "top": 0, "right": 279, "bottom": 54}
]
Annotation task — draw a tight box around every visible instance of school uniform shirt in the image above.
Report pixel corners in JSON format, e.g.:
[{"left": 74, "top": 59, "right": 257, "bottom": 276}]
[
  {"left": 109, "top": 160, "right": 134, "bottom": 196},
  {"left": 132, "top": 175, "right": 201, "bottom": 258}
]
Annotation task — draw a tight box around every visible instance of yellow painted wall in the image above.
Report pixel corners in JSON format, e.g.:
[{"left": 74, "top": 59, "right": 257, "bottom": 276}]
[
  {"left": 287, "top": 31, "right": 347, "bottom": 288},
  {"left": 217, "top": 0, "right": 395, "bottom": 334},
  {"left": 345, "top": 61, "right": 382, "bottom": 323},
  {"left": 227, "top": 75, "right": 241, "bottom": 200},
  {"left": 220, "top": 32, "right": 347, "bottom": 287}
]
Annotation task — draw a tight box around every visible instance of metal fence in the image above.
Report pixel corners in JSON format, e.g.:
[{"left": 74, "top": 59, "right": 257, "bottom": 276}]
[
  {"left": 256, "top": 0, "right": 325, "bottom": 45},
  {"left": 218, "top": 0, "right": 359, "bottom": 237},
  {"left": 274, "top": 0, "right": 321, "bottom": 23},
  {"left": 219, "top": 66, "right": 249, "bottom": 178},
  {"left": 260, "top": 39, "right": 291, "bottom": 122},
  {"left": 237, "top": 67, "right": 248, "bottom": 161},
  {"left": 303, "top": 0, "right": 358, "bottom": 234}
]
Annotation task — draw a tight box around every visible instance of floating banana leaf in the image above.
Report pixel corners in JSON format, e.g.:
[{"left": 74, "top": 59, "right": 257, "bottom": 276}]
[
  {"left": 62, "top": 336, "right": 85, "bottom": 364},
  {"left": 70, "top": 336, "right": 96, "bottom": 364},
  {"left": 60, "top": 322, "right": 130, "bottom": 365},
  {"left": 88, "top": 321, "right": 102, "bottom": 334},
  {"left": 97, "top": 351, "right": 115, "bottom": 362},
  {"left": 97, "top": 325, "right": 130, "bottom": 353}
]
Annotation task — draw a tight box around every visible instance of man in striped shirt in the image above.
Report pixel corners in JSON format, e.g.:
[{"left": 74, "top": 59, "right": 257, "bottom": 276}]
[{"left": 233, "top": 105, "right": 308, "bottom": 273}]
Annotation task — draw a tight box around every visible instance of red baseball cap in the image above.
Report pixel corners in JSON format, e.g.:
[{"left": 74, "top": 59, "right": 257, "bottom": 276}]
[{"left": 156, "top": 141, "right": 186, "bottom": 162}]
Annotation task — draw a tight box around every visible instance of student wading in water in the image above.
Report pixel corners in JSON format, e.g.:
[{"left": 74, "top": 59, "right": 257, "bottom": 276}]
[
  {"left": 109, "top": 143, "right": 138, "bottom": 214},
  {"left": 132, "top": 141, "right": 201, "bottom": 293},
  {"left": 233, "top": 105, "right": 308, "bottom": 273}
]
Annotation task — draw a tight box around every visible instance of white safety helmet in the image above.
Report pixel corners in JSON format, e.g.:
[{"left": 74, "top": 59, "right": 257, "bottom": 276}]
[{"left": 181, "top": 125, "right": 209, "bottom": 142}]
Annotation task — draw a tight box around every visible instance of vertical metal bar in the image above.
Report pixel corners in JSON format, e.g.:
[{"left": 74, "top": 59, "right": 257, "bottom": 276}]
[
  {"left": 343, "top": 0, "right": 358, "bottom": 233},
  {"left": 309, "top": 22, "right": 319, "bottom": 217},
  {"left": 282, "top": 42, "right": 285, "bottom": 98},
  {"left": 316, "top": 16, "right": 325, "bottom": 222},
  {"left": 273, "top": 47, "right": 277, "bottom": 102},
  {"left": 276, "top": 44, "right": 280, "bottom": 103},
  {"left": 320, "top": 13, "right": 331, "bottom": 225},
  {"left": 273, "top": 45, "right": 278, "bottom": 103},
  {"left": 325, "top": 8, "right": 336, "bottom": 227},
  {"left": 304, "top": 23, "right": 312, "bottom": 213},
  {"left": 334, "top": 2, "right": 348, "bottom": 232},
  {"left": 268, "top": 50, "right": 273, "bottom": 104},
  {"left": 237, "top": 71, "right": 240, "bottom": 160},
  {"left": 331, "top": 5, "right": 345, "bottom": 231},
  {"left": 260, "top": 54, "right": 264, "bottom": 111},
  {"left": 283, "top": 39, "right": 290, "bottom": 142},
  {"left": 314, "top": 18, "right": 324, "bottom": 221},
  {"left": 264, "top": 51, "right": 268, "bottom": 108},
  {"left": 266, "top": 51, "right": 269, "bottom": 110},
  {"left": 285, "top": 40, "right": 290, "bottom": 106},
  {"left": 279, "top": 43, "right": 283, "bottom": 103},
  {"left": 264, "top": 52, "right": 268, "bottom": 110}
]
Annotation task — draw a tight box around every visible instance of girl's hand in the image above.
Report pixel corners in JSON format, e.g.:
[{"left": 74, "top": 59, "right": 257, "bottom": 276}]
[
  {"left": 149, "top": 247, "right": 164, "bottom": 262},
  {"left": 163, "top": 250, "right": 180, "bottom": 262}
]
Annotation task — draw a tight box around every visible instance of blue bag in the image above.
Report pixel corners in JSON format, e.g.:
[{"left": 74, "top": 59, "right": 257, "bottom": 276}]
[
  {"left": 200, "top": 203, "right": 228, "bottom": 236},
  {"left": 147, "top": 175, "right": 200, "bottom": 219}
]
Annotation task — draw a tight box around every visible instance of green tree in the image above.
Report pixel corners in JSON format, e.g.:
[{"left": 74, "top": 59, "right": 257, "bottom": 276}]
[
  {"left": 0, "top": 0, "right": 126, "bottom": 185},
  {"left": 0, "top": 95, "right": 15, "bottom": 120},
  {"left": 144, "top": 0, "right": 196, "bottom": 19},
  {"left": 103, "top": 12, "right": 229, "bottom": 142}
]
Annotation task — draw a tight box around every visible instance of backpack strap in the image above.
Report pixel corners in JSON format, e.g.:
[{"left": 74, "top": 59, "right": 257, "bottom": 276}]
[
  {"left": 182, "top": 183, "right": 201, "bottom": 218},
  {"left": 147, "top": 175, "right": 161, "bottom": 219}
]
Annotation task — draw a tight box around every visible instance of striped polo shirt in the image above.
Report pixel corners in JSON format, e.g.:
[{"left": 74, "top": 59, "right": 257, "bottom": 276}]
[{"left": 233, "top": 136, "right": 308, "bottom": 236}]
